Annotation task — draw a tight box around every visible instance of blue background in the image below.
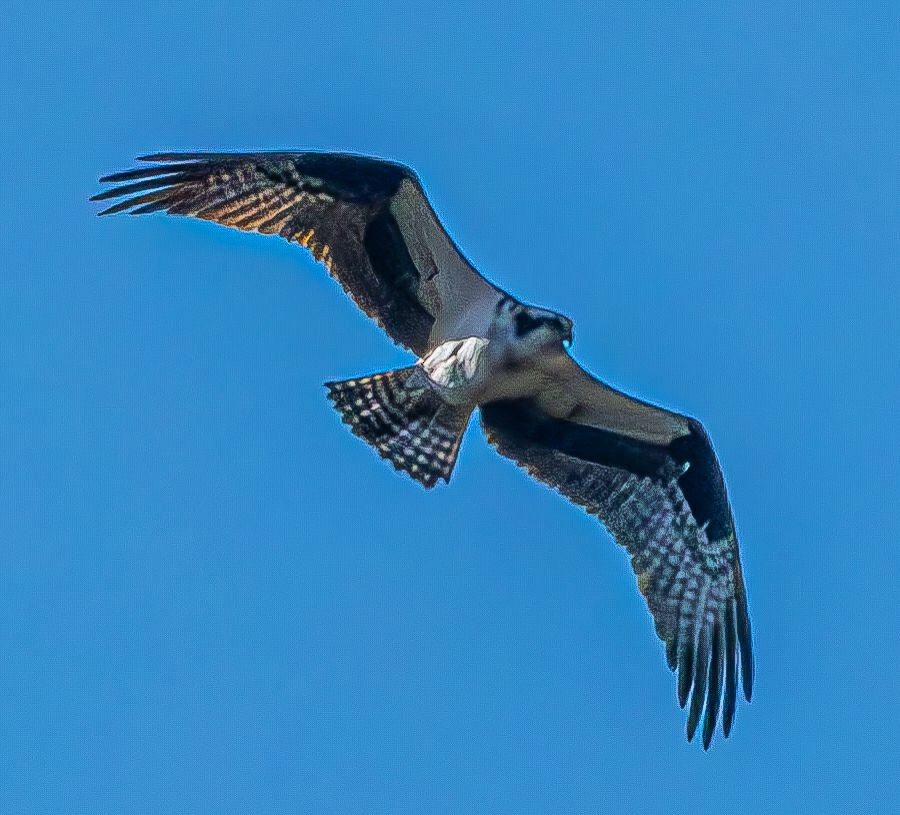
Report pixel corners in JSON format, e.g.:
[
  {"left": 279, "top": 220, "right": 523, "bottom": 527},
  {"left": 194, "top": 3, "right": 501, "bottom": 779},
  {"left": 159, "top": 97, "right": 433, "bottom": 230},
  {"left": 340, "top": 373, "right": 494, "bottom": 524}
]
[{"left": 2, "top": 2, "right": 897, "bottom": 812}]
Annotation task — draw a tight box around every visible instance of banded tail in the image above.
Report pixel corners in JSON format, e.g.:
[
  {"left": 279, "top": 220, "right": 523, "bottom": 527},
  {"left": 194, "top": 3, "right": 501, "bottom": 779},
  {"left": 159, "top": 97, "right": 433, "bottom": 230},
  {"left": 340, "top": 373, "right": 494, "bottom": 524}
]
[{"left": 325, "top": 366, "right": 472, "bottom": 488}]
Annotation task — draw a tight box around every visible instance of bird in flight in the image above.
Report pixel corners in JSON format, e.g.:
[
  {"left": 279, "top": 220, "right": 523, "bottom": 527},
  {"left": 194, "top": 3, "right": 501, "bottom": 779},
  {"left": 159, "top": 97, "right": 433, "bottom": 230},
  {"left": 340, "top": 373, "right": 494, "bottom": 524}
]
[{"left": 93, "top": 151, "right": 753, "bottom": 749}]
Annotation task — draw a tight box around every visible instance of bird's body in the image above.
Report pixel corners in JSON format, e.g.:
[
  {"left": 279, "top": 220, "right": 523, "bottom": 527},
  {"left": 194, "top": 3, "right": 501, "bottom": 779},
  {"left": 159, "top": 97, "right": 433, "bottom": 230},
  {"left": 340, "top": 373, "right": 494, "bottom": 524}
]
[{"left": 94, "top": 150, "right": 753, "bottom": 749}]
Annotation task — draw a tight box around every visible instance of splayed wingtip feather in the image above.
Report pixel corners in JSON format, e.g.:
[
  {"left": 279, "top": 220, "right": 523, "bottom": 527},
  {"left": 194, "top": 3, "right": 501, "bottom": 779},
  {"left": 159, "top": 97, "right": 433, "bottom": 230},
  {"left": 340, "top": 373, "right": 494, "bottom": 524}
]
[
  {"left": 686, "top": 628, "right": 710, "bottom": 743},
  {"left": 722, "top": 601, "right": 738, "bottom": 738},
  {"left": 701, "top": 621, "right": 724, "bottom": 750}
]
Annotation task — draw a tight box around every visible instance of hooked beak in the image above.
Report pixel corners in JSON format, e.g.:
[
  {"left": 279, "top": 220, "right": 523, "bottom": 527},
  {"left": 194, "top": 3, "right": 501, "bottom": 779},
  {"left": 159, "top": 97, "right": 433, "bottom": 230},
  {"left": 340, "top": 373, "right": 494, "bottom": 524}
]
[{"left": 561, "top": 319, "right": 574, "bottom": 349}]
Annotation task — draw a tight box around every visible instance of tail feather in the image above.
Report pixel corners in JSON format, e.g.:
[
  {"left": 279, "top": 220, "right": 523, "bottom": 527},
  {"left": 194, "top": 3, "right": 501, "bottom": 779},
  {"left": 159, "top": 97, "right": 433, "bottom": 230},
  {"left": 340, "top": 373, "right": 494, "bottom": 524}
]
[{"left": 325, "top": 367, "right": 471, "bottom": 488}]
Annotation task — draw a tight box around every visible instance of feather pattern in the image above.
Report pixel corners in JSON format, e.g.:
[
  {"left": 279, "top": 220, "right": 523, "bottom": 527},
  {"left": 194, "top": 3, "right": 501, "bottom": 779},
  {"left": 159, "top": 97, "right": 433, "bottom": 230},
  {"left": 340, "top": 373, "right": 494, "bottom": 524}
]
[
  {"left": 93, "top": 152, "right": 502, "bottom": 355},
  {"left": 326, "top": 366, "right": 471, "bottom": 487},
  {"left": 481, "top": 398, "right": 753, "bottom": 749}
]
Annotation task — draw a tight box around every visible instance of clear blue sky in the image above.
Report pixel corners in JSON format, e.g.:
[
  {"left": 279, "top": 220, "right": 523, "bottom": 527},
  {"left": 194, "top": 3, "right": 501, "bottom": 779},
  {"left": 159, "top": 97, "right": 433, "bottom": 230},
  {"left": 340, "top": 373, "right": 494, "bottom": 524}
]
[{"left": 2, "top": 2, "right": 897, "bottom": 812}]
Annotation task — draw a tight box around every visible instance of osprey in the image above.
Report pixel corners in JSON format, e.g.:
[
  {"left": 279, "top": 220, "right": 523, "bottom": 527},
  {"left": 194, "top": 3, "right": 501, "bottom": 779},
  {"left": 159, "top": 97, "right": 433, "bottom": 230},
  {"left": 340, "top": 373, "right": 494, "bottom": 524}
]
[{"left": 93, "top": 151, "right": 753, "bottom": 749}]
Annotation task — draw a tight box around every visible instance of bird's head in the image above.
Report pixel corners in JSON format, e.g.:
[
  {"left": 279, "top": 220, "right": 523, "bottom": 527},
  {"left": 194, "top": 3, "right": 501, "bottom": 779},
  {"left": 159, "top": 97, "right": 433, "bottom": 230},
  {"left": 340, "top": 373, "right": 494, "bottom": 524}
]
[{"left": 493, "top": 297, "right": 573, "bottom": 361}]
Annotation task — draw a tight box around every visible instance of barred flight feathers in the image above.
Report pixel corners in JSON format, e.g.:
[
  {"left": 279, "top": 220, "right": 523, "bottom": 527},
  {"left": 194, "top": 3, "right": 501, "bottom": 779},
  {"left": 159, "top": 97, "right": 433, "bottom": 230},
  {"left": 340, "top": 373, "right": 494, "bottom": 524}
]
[
  {"left": 481, "top": 397, "right": 752, "bottom": 750},
  {"left": 326, "top": 367, "right": 471, "bottom": 488},
  {"left": 93, "top": 152, "right": 503, "bottom": 355}
]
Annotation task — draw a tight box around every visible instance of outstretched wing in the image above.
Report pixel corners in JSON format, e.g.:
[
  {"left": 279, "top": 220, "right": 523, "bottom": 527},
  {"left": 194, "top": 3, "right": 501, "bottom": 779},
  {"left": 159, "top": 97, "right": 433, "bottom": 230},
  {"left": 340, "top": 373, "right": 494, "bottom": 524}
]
[
  {"left": 481, "top": 355, "right": 753, "bottom": 749},
  {"left": 92, "top": 152, "right": 502, "bottom": 355}
]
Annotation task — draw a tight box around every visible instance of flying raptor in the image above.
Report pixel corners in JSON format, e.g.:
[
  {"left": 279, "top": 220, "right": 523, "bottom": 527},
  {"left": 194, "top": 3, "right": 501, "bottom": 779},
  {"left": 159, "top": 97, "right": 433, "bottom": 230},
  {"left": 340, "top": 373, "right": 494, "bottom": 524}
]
[{"left": 93, "top": 151, "right": 753, "bottom": 749}]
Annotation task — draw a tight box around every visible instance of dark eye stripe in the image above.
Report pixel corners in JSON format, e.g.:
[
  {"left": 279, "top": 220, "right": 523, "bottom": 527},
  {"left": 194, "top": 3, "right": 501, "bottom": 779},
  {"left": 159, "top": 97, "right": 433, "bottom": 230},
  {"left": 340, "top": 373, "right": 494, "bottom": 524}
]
[{"left": 514, "top": 311, "right": 545, "bottom": 336}]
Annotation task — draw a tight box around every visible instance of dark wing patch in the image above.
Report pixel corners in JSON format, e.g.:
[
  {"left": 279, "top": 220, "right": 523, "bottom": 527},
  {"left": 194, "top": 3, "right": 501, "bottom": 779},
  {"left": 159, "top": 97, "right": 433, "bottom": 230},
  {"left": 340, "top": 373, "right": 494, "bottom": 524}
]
[
  {"left": 670, "top": 419, "right": 735, "bottom": 542},
  {"left": 481, "top": 398, "right": 753, "bottom": 749},
  {"left": 93, "top": 152, "right": 441, "bottom": 352}
]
